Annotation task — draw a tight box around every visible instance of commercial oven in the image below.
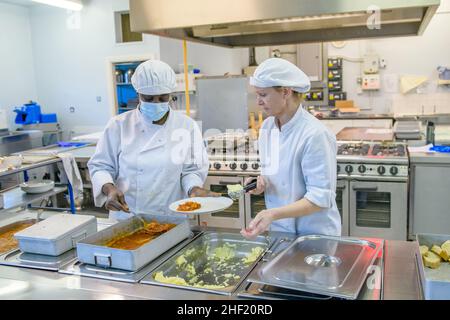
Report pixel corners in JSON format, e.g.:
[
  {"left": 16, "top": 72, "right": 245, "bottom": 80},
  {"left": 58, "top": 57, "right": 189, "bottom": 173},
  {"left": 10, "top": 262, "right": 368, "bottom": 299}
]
[{"left": 199, "top": 176, "right": 246, "bottom": 229}]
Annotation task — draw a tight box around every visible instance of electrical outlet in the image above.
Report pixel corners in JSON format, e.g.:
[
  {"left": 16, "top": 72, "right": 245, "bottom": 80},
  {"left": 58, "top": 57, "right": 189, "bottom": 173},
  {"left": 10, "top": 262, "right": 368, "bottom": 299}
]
[{"left": 379, "top": 58, "right": 387, "bottom": 69}]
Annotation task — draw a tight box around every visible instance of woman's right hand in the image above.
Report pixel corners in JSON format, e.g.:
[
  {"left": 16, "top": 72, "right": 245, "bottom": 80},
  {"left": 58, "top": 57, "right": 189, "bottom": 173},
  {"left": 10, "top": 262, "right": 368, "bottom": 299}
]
[
  {"left": 245, "top": 176, "right": 265, "bottom": 195},
  {"left": 102, "top": 183, "right": 130, "bottom": 212}
]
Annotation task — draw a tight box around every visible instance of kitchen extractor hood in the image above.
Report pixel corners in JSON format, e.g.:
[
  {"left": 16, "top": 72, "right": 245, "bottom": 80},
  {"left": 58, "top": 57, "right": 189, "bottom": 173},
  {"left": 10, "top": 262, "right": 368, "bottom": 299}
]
[{"left": 129, "top": 0, "right": 440, "bottom": 47}]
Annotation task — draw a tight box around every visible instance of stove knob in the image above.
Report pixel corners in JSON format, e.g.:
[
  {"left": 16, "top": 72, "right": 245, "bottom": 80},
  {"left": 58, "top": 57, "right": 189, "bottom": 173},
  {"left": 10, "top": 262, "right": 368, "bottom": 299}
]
[
  {"left": 358, "top": 165, "right": 366, "bottom": 173},
  {"left": 390, "top": 166, "right": 398, "bottom": 176},
  {"left": 337, "top": 165, "right": 341, "bottom": 173},
  {"left": 240, "top": 163, "right": 248, "bottom": 170},
  {"left": 252, "top": 163, "right": 259, "bottom": 170},
  {"left": 377, "top": 166, "right": 386, "bottom": 175},
  {"left": 213, "top": 163, "right": 221, "bottom": 170},
  {"left": 345, "top": 165, "right": 353, "bottom": 174},
  {"left": 229, "top": 163, "right": 237, "bottom": 170}
]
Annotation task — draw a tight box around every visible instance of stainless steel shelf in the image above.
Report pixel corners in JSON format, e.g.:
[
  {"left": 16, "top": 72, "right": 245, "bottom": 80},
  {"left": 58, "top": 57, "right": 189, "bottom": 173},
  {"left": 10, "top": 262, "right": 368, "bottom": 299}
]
[
  {"left": 0, "top": 158, "right": 61, "bottom": 178},
  {"left": 0, "top": 186, "right": 67, "bottom": 213}
]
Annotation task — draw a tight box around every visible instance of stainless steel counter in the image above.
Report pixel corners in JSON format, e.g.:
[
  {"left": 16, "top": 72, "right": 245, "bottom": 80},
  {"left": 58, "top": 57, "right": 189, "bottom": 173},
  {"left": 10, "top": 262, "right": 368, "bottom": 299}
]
[
  {"left": 409, "top": 151, "right": 450, "bottom": 165},
  {"left": 0, "top": 225, "right": 423, "bottom": 300}
]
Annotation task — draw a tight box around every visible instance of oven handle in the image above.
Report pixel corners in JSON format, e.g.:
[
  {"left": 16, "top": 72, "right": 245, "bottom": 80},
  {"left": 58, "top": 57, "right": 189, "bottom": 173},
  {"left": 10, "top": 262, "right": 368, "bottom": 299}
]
[
  {"left": 218, "top": 181, "right": 239, "bottom": 185},
  {"left": 352, "top": 186, "right": 378, "bottom": 191}
]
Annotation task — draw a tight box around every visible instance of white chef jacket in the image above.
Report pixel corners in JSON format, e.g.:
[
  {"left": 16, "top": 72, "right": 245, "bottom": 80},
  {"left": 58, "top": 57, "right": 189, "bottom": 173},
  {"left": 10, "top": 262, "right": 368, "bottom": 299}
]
[
  {"left": 87, "top": 108, "right": 208, "bottom": 220},
  {"left": 259, "top": 106, "right": 341, "bottom": 236}
]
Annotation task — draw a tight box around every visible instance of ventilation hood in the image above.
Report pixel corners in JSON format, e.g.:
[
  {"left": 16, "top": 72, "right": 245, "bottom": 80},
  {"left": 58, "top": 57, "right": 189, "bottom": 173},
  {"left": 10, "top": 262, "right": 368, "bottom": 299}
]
[{"left": 129, "top": 0, "right": 440, "bottom": 47}]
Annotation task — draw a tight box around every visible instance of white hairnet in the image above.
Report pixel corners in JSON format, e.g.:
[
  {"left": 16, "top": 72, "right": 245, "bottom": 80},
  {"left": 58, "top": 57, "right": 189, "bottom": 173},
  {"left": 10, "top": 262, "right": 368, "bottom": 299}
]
[
  {"left": 249, "top": 58, "right": 311, "bottom": 93},
  {"left": 131, "top": 60, "right": 177, "bottom": 95}
]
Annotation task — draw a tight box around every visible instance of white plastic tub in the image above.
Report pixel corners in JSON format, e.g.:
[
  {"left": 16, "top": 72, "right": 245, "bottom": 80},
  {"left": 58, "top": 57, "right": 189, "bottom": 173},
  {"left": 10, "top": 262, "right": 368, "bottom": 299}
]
[{"left": 14, "top": 214, "right": 97, "bottom": 256}]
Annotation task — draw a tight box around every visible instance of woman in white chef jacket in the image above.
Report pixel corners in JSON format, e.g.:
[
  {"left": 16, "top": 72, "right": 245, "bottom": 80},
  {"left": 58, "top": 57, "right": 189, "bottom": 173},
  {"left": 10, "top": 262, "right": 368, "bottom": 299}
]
[
  {"left": 88, "top": 60, "right": 217, "bottom": 220},
  {"left": 241, "top": 58, "right": 341, "bottom": 238}
]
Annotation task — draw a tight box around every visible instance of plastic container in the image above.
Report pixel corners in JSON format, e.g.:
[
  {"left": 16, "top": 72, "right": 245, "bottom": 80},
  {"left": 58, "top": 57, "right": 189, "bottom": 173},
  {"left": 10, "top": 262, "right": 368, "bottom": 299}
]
[
  {"left": 14, "top": 214, "right": 97, "bottom": 256},
  {"left": 40, "top": 113, "right": 57, "bottom": 123}
]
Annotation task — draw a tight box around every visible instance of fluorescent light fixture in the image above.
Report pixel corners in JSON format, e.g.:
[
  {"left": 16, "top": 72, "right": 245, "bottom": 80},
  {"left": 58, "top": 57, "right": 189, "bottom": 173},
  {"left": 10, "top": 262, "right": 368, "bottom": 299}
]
[{"left": 32, "top": 0, "right": 83, "bottom": 11}]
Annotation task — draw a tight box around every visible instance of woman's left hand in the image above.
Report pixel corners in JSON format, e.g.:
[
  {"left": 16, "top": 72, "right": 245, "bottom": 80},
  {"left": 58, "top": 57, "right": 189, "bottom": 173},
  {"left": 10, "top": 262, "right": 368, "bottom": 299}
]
[
  {"left": 189, "top": 186, "right": 221, "bottom": 197},
  {"left": 241, "top": 209, "right": 276, "bottom": 239}
]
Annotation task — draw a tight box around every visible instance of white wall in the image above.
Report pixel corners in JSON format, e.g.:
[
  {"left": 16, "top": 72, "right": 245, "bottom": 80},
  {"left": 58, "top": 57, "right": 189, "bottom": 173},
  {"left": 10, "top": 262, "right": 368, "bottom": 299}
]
[
  {"left": 160, "top": 37, "right": 249, "bottom": 76},
  {"left": 326, "top": 2, "right": 450, "bottom": 115},
  {"left": 29, "top": 0, "right": 160, "bottom": 138},
  {"left": 0, "top": 2, "right": 37, "bottom": 129}
]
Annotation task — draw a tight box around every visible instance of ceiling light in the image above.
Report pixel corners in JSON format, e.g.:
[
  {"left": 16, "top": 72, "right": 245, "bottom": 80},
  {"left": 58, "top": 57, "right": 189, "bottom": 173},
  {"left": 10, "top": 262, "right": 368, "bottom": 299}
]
[{"left": 31, "top": 0, "right": 83, "bottom": 11}]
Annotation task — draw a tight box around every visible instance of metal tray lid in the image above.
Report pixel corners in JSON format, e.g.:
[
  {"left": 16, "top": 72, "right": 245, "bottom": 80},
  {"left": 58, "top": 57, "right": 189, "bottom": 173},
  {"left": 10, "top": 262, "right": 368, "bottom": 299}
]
[
  {"left": 14, "top": 214, "right": 96, "bottom": 242},
  {"left": 255, "top": 235, "right": 382, "bottom": 300}
]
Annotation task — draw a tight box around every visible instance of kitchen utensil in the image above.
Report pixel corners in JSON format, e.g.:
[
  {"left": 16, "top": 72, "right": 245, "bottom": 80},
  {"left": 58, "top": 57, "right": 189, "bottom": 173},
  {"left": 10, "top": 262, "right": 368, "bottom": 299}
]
[
  {"left": 227, "top": 178, "right": 257, "bottom": 200},
  {"left": 20, "top": 180, "right": 55, "bottom": 194},
  {"left": 249, "top": 235, "right": 382, "bottom": 300},
  {"left": 14, "top": 214, "right": 97, "bottom": 256},
  {"left": 76, "top": 213, "right": 191, "bottom": 271},
  {"left": 169, "top": 196, "right": 233, "bottom": 214}
]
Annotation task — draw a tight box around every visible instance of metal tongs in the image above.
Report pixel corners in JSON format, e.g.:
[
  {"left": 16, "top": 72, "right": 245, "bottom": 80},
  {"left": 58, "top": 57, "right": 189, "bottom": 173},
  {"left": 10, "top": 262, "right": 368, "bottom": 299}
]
[{"left": 228, "top": 178, "right": 258, "bottom": 200}]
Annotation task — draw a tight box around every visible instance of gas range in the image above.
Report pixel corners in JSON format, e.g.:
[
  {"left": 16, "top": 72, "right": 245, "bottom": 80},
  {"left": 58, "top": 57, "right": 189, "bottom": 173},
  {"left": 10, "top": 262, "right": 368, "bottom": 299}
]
[
  {"left": 337, "top": 141, "right": 409, "bottom": 181},
  {"left": 206, "top": 132, "right": 260, "bottom": 174},
  {"left": 208, "top": 152, "right": 260, "bottom": 174}
]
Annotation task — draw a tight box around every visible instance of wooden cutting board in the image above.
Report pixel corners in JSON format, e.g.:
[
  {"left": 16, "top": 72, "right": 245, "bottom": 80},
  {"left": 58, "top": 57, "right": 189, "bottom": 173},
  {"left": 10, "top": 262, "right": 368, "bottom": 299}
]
[{"left": 336, "top": 127, "right": 394, "bottom": 141}]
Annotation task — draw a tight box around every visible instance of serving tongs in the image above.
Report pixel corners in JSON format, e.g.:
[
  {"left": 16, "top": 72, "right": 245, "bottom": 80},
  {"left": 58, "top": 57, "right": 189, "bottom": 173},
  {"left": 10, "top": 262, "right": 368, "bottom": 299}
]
[{"left": 228, "top": 179, "right": 258, "bottom": 201}]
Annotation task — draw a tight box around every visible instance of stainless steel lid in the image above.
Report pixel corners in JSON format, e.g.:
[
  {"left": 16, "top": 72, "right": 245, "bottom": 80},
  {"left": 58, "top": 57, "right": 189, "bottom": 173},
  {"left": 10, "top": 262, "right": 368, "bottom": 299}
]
[{"left": 251, "top": 235, "right": 382, "bottom": 299}]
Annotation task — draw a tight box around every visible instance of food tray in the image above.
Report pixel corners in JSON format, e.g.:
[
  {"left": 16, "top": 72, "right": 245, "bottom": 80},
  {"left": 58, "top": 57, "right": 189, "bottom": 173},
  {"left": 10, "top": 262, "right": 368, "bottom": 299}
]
[
  {"left": 0, "top": 219, "right": 37, "bottom": 255},
  {"left": 76, "top": 213, "right": 191, "bottom": 271},
  {"left": 416, "top": 233, "right": 450, "bottom": 300},
  {"left": 14, "top": 214, "right": 97, "bottom": 256},
  {"left": 249, "top": 235, "right": 382, "bottom": 300},
  {"left": 140, "top": 232, "right": 270, "bottom": 295}
]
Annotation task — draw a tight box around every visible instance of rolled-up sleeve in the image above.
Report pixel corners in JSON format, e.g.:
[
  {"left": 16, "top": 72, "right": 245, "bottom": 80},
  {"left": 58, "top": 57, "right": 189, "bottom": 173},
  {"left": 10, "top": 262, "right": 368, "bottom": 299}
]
[
  {"left": 301, "top": 130, "right": 337, "bottom": 209},
  {"left": 87, "top": 119, "right": 120, "bottom": 207},
  {"left": 180, "top": 122, "right": 209, "bottom": 196}
]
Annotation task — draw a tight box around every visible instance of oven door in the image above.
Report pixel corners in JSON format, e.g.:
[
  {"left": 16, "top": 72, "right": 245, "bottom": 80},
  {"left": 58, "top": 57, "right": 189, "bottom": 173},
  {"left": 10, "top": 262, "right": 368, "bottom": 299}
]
[
  {"left": 336, "top": 179, "right": 349, "bottom": 236},
  {"left": 349, "top": 180, "right": 407, "bottom": 240},
  {"left": 199, "top": 176, "right": 246, "bottom": 229},
  {"left": 244, "top": 192, "right": 266, "bottom": 228}
]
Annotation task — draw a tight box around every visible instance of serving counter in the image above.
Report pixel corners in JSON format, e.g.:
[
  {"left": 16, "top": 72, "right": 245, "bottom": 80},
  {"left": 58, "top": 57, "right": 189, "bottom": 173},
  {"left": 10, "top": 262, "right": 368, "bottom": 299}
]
[{"left": 0, "top": 220, "right": 422, "bottom": 300}]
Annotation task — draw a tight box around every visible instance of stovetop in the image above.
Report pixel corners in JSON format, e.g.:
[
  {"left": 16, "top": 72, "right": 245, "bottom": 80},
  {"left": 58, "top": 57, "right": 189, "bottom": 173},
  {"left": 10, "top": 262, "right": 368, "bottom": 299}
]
[{"left": 337, "top": 141, "right": 407, "bottom": 158}]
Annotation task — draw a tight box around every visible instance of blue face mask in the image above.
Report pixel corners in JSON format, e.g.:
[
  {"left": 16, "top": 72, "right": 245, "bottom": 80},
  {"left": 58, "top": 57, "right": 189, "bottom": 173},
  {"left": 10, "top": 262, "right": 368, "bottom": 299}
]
[{"left": 140, "top": 101, "right": 170, "bottom": 122}]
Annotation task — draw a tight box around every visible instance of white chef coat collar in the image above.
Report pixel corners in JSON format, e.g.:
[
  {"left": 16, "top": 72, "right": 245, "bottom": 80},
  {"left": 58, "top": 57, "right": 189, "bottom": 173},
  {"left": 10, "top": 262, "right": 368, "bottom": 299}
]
[{"left": 276, "top": 104, "right": 304, "bottom": 134}]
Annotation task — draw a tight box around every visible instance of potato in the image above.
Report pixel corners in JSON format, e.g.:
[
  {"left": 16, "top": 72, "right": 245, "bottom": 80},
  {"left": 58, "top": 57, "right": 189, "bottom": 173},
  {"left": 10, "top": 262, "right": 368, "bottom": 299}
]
[
  {"left": 423, "top": 251, "right": 441, "bottom": 269},
  {"left": 441, "top": 240, "right": 450, "bottom": 252},
  {"left": 431, "top": 245, "right": 445, "bottom": 260},
  {"left": 419, "top": 245, "right": 429, "bottom": 256}
]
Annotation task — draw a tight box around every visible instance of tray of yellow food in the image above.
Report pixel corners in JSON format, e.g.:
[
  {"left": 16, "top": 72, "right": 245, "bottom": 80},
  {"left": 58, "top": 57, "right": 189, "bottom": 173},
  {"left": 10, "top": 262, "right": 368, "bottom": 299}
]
[
  {"left": 416, "top": 233, "right": 450, "bottom": 300},
  {"left": 140, "top": 232, "right": 270, "bottom": 295},
  {"left": 76, "top": 213, "right": 191, "bottom": 271},
  {"left": 0, "top": 219, "right": 36, "bottom": 255},
  {"left": 169, "top": 197, "right": 233, "bottom": 214}
]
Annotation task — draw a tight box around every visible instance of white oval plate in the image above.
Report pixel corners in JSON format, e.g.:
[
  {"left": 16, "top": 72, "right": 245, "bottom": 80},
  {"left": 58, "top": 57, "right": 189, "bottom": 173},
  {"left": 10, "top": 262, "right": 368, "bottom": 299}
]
[
  {"left": 20, "top": 180, "right": 55, "bottom": 194},
  {"left": 169, "top": 197, "right": 233, "bottom": 215}
]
